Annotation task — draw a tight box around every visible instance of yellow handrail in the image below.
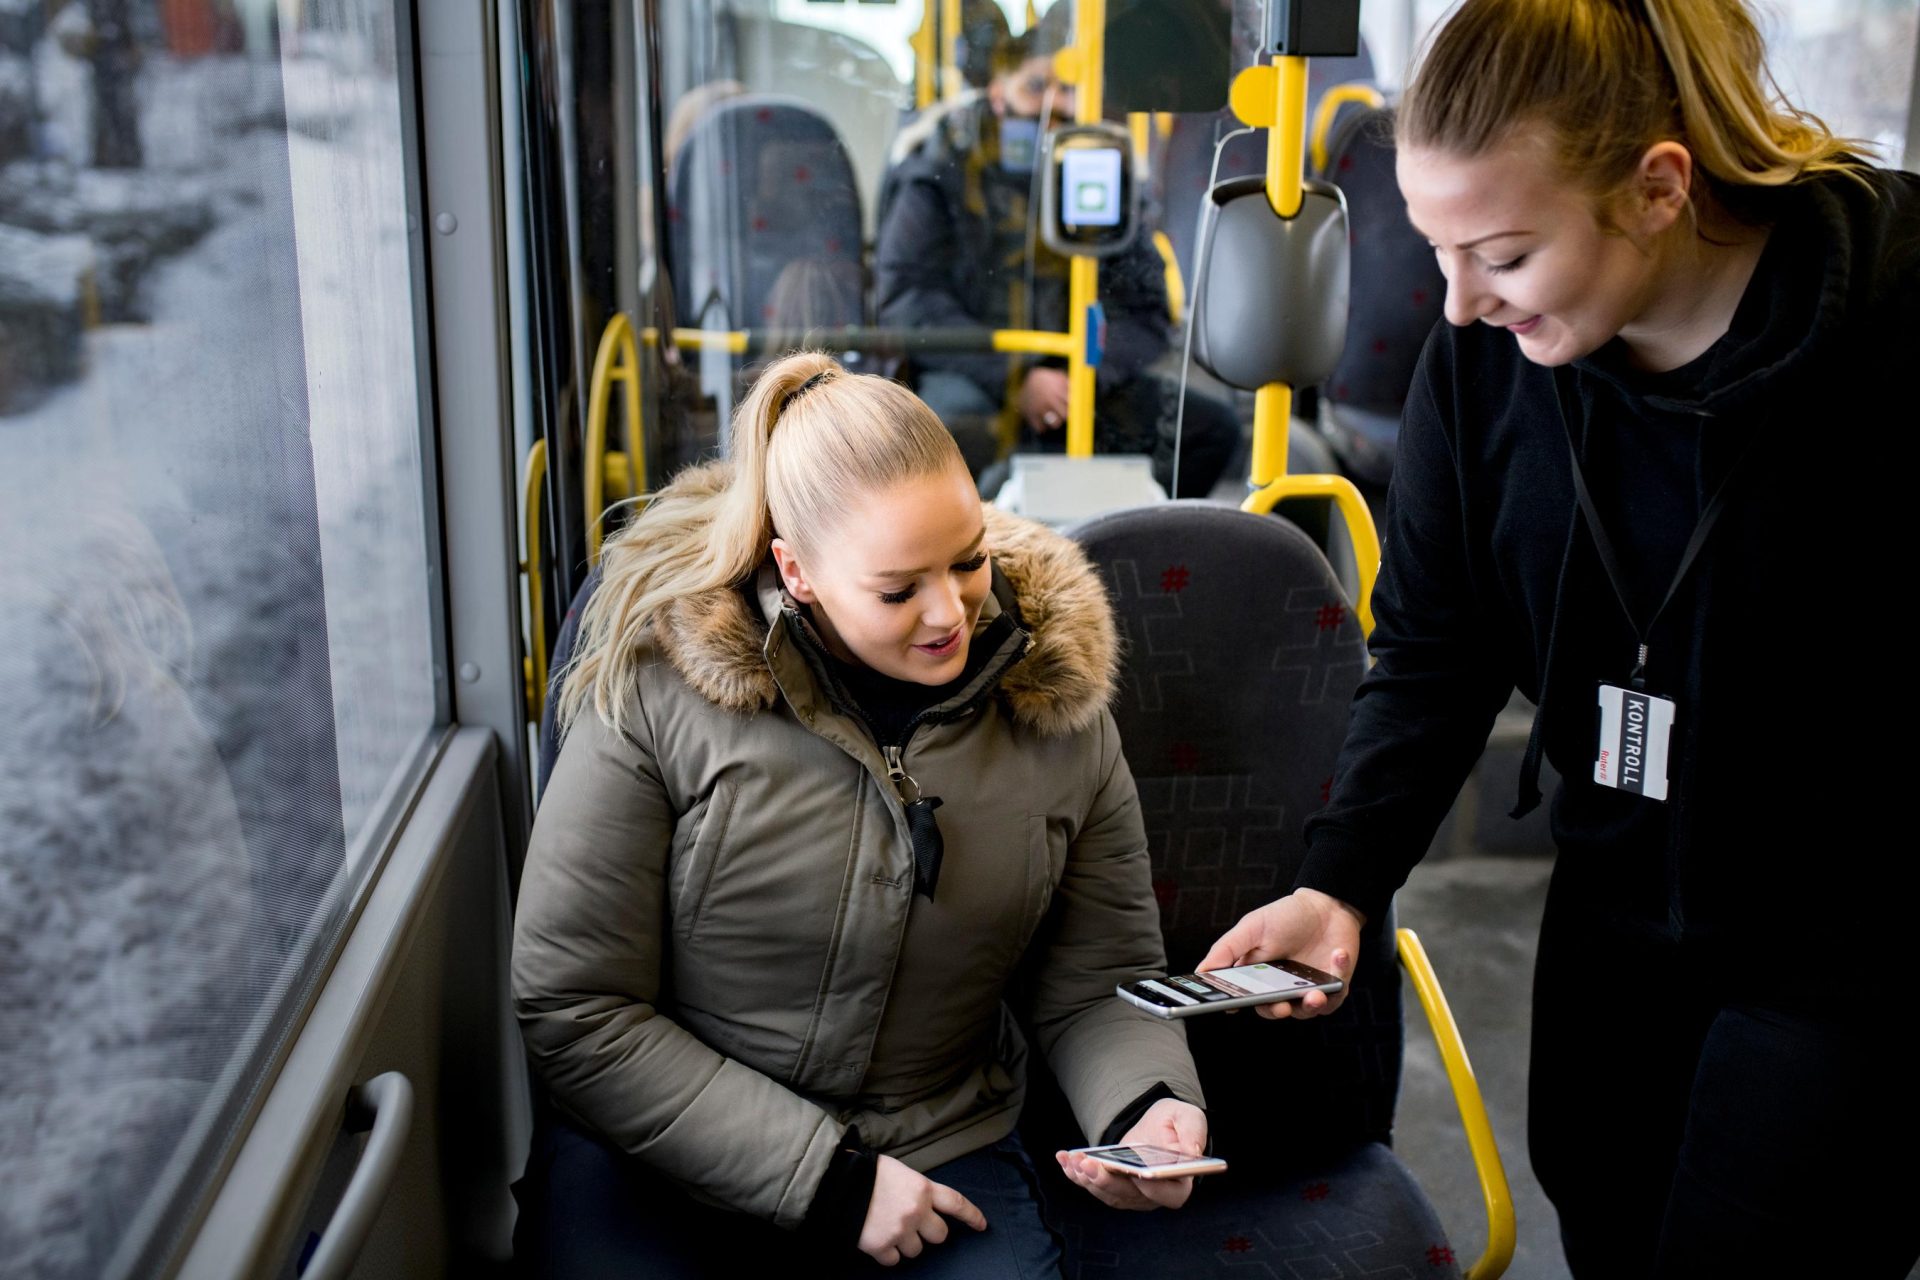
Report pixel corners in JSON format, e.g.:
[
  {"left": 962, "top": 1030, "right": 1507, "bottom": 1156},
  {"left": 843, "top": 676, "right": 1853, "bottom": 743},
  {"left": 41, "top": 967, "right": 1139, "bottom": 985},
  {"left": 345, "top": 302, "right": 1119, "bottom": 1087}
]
[
  {"left": 1398, "top": 929, "right": 1517, "bottom": 1280},
  {"left": 1052, "top": 0, "right": 1106, "bottom": 459},
  {"left": 521, "top": 438, "right": 549, "bottom": 725},
  {"left": 1243, "top": 473, "right": 1379, "bottom": 635},
  {"left": 1309, "top": 82, "right": 1386, "bottom": 176},
  {"left": 643, "top": 325, "right": 1077, "bottom": 360},
  {"left": 585, "top": 313, "right": 645, "bottom": 564}
]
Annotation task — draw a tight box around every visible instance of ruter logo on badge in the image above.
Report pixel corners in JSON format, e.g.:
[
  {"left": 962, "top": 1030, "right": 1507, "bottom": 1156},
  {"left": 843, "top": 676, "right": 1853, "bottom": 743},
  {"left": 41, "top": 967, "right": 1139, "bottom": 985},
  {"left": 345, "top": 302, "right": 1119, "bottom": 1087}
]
[{"left": 1595, "top": 683, "right": 1675, "bottom": 802}]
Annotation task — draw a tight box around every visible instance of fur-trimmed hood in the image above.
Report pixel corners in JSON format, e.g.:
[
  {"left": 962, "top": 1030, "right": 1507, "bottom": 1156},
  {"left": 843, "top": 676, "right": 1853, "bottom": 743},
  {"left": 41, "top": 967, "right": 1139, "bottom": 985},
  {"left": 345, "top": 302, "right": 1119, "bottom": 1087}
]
[{"left": 644, "top": 460, "right": 1117, "bottom": 737}]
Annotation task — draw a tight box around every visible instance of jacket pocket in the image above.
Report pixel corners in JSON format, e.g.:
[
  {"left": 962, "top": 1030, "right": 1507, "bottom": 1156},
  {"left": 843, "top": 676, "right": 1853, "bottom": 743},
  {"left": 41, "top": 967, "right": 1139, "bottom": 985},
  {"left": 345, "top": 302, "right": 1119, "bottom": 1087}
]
[{"left": 671, "top": 779, "right": 735, "bottom": 940}]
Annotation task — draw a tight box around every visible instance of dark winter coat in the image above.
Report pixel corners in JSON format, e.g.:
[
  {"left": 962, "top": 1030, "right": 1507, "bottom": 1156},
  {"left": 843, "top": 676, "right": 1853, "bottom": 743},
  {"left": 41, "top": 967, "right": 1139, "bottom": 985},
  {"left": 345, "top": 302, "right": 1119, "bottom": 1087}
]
[
  {"left": 1299, "top": 167, "right": 1920, "bottom": 968},
  {"left": 875, "top": 95, "right": 1172, "bottom": 401}
]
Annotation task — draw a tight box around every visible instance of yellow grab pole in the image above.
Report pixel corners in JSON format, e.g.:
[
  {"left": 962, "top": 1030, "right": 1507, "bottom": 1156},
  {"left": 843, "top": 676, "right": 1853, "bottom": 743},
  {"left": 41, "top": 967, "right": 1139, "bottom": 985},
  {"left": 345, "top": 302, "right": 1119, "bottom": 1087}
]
[
  {"left": 1061, "top": 0, "right": 1105, "bottom": 458},
  {"left": 941, "top": 0, "right": 964, "bottom": 100},
  {"left": 1250, "top": 383, "right": 1291, "bottom": 487},
  {"left": 1234, "top": 56, "right": 1310, "bottom": 491},
  {"left": 1266, "top": 55, "right": 1308, "bottom": 220},
  {"left": 911, "top": 1, "right": 937, "bottom": 109},
  {"left": 522, "top": 438, "right": 549, "bottom": 723}
]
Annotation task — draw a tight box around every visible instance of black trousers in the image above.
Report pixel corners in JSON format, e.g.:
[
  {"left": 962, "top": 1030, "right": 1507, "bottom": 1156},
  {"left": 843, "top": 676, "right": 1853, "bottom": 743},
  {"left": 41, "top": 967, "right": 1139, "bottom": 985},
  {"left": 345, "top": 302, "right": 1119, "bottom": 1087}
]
[{"left": 1527, "top": 866, "right": 1919, "bottom": 1278}]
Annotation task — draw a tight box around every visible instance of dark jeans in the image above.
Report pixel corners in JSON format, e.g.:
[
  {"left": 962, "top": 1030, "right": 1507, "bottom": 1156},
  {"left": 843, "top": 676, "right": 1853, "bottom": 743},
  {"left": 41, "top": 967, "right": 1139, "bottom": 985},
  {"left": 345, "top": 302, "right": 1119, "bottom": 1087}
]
[
  {"left": 916, "top": 369, "right": 1239, "bottom": 499},
  {"left": 1528, "top": 868, "right": 1920, "bottom": 1278},
  {"left": 513, "top": 1116, "right": 1064, "bottom": 1279}
]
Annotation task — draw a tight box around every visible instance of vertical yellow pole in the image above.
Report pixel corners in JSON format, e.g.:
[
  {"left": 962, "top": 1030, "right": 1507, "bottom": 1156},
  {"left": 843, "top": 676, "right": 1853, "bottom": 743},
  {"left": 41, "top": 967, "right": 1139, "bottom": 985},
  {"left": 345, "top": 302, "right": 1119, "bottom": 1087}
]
[
  {"left": 912, "top": 1, "right": 937, "bottom": 109},
  {"left": 1064, "top": 0, "right": 1105, "bottom": 459},
  {"left": 1266, "top": 56, "right": 1307, "bottom": 219},
  {"left": 1247, "top": 55, "right": 1309, "bottom": 487},
  {"left": 941, "top": 0, "right": 965, "bottom": 99}
]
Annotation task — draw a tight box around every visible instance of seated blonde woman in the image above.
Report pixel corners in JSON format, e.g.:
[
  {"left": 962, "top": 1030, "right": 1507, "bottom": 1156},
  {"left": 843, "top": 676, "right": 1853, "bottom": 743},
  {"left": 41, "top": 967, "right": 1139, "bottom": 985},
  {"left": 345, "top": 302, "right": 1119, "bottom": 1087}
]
[{"left": 511, "top": 352, "right": 1208, "bottom": 1276}]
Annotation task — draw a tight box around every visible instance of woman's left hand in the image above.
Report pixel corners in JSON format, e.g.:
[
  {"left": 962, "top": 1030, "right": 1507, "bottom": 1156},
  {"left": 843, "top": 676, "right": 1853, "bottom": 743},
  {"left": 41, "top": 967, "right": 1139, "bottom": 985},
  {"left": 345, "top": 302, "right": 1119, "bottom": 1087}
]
[{"left": 1055, "top": 1099, "right": 1209, "bottom": 1211}]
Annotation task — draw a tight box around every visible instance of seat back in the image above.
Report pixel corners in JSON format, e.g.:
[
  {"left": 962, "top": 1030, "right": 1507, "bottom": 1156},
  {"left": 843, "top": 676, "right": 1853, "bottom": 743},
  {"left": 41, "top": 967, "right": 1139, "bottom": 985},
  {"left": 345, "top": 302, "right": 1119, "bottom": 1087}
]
[
  {"left": 1317, "top": 103, "right": 1445, "bottom": 486},
  {"left": 1072, "top": 502, "right": 1401, "bottom": 1161},
  {"left": 668, "top": 95, "right": 865, "bottom": 332}
]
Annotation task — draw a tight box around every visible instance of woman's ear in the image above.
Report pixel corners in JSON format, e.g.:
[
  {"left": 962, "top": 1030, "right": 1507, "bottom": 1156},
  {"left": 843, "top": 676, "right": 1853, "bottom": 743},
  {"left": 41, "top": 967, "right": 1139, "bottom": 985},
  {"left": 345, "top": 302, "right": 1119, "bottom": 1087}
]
[
  {"left": 770, "top": 537, "right": 818, "bottom": 604},
  {"left": 1633, "top": 141, "right": 1694, "bottom": 236}
]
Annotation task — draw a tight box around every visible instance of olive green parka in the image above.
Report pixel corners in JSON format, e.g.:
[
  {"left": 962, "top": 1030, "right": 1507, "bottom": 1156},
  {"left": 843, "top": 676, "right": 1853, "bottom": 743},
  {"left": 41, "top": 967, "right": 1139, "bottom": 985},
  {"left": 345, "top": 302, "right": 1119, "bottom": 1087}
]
[{"left": 512, "top": 462, "right": 1202, "bottom": 1227}]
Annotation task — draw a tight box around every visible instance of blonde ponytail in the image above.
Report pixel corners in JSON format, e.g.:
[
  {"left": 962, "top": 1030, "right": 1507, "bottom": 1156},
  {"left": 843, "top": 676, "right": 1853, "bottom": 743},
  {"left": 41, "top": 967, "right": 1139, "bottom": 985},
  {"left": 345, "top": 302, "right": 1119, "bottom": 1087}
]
[
  {"left": 557, "top": 352, "right": 964, "bottom": 732},
  {"left": 1399, "top": 0, "right": 1871, "bottom": 207}
]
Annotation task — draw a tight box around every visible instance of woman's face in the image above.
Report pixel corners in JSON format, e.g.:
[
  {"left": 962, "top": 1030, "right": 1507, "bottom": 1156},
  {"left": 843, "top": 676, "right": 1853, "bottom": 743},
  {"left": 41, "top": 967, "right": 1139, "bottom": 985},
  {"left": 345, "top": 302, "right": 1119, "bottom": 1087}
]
[
  {"left": 771, "top": 465, "right": 994, "bottom": 686},
  {"left": 1397, "top": 131, "right": 1684, "bottom": 367}
]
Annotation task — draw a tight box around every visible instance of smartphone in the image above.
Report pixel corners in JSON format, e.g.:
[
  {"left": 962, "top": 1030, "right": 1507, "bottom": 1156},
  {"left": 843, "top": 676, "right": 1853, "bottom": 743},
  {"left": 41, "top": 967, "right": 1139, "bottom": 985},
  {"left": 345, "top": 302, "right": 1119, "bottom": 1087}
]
[
  {"left": 1116, "top": 960, "right": 1344, "bottom": 1018},
  {"left": 1069, "top": 1143, "right": 1228, "bottom": 1179}
]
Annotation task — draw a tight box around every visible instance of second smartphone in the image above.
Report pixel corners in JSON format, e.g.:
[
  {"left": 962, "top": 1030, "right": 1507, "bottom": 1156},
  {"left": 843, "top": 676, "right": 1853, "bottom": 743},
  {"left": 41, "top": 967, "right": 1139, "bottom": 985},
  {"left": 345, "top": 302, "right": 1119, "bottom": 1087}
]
[{"left": 1117, "top": 959, "right": 1343, "bottom": 1018}]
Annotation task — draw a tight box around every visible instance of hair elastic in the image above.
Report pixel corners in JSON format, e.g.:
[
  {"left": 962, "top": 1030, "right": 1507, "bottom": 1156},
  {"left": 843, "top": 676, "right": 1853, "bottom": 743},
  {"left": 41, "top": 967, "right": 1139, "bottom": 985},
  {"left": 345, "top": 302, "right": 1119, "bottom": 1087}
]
[{"left": 785, "top": 369, "right": 833, "bottom": 410}]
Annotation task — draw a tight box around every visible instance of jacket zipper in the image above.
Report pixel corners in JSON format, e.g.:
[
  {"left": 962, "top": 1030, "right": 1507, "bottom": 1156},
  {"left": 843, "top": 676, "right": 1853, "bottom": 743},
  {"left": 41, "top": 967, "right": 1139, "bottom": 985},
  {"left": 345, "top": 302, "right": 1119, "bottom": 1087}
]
[{"left": 882, "top": 742, "right": 922, "bottom": 805}]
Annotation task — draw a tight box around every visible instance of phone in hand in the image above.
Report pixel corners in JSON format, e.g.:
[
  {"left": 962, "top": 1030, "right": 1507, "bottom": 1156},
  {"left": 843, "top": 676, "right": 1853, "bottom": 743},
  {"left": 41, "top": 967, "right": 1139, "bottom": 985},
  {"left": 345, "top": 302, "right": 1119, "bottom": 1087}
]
[
  {"left": 1116, "top": 960, "right": 1344, "bottom": 1018},
  {"left": 1067, "top": 1143, "right": 1228, "bottom": 1179}
]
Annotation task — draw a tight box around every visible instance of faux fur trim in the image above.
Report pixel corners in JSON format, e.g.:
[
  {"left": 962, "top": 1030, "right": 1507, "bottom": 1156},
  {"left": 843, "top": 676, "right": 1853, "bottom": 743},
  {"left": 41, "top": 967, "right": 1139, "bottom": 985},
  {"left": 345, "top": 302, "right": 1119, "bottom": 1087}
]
[
  {"left": 980, "top": 505, "right": 1119, "bottom": 736},
  {"left": 640, "top": 461, "right": 1118, "bottom": 735}
]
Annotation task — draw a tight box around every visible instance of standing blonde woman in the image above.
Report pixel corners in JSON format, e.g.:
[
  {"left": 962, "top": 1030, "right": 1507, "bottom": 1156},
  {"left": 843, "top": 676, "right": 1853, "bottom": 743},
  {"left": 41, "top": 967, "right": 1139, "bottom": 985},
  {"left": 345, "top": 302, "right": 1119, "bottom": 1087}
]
[
  {"left": 1202, "top": 1, "right": 1919, "bottom": 1275},
  {"left": 511, "top": 353, "right": 1208, "bottom": 1276}
]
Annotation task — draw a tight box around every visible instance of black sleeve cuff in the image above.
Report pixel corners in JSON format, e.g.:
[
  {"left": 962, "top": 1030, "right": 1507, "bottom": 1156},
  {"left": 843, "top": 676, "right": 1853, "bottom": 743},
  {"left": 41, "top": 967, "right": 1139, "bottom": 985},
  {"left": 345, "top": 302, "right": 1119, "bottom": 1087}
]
[
  {"left": 1099, "top": 1082, "right": 1182, "bottom": 1147},
  {"left": 800, "top": 1125, "right": 878, "bottom": 1253}
]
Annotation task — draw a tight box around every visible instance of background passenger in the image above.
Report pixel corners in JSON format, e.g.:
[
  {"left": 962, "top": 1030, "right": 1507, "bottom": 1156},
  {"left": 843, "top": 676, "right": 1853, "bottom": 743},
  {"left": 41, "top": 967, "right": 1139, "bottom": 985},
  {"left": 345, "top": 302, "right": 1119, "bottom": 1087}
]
[
  {"left": 1201, "top": 2, "right": 1920, "bottom": 1276},
  {"left": 511, "top": 352, "right": 1209, "bottom": 1276},
  {"left": 875, "top": 4, "right": 1237, "bottom": 497}
]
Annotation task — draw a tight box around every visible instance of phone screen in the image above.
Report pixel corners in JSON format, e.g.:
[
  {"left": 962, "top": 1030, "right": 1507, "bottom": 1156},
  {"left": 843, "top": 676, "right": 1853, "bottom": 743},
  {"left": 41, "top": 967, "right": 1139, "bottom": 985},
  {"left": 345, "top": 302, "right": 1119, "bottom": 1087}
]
[
  {"left": 1139, "top": 962, "right": 1327, "bottom": 1008},
  {"left": 1081, "top": 1143, "right": 1209, "bottom": 1170}
]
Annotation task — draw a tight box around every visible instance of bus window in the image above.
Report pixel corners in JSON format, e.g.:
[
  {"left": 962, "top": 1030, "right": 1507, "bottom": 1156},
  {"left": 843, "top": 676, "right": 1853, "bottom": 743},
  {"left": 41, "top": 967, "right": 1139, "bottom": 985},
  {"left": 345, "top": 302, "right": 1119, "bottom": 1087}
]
[{"left": 0, "top": 2, "right": 441, "bottom": 1273}]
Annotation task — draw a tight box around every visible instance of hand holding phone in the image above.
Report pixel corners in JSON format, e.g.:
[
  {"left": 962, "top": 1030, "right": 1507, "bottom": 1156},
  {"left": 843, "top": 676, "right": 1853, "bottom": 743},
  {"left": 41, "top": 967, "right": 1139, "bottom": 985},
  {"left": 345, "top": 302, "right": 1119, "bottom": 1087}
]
[
  {"left": 1116, "top": 959, "right": 1344, "bottom": 1018},
  {"left": 1055, "top": 1097, "right": 1209, "bottom": 1211},
  {"left": 1068, "top": 1144, "right": 1228, "bottom": 1178}
]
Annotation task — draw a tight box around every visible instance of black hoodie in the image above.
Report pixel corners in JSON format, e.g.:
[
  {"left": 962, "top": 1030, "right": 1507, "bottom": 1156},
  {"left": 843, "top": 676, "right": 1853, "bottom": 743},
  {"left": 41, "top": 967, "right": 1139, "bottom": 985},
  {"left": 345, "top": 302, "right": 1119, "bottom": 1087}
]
[{"left": 1298, "top": 167, "right": 1920, "bottom": 964}]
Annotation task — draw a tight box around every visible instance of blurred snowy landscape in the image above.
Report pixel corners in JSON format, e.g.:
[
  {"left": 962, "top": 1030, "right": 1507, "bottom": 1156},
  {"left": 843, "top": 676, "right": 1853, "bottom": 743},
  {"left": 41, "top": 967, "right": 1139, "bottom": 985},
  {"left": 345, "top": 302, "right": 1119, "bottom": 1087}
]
[{"left": 0, "top": 4, "right": 433, "bottom": 1275}]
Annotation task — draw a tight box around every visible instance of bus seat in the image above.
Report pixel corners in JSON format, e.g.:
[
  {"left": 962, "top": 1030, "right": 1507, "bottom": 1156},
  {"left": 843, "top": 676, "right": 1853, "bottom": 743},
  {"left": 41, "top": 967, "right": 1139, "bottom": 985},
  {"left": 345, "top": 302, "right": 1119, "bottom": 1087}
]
[
  {"left": 1025, "top": 501, "right": 1461, "bottom": 1278},
  {"left": 1315, "top": 102, "right": 1445, "bottom": 488},
  {"left": 668, "top": 95, "right": 865, "bottom": 334}
]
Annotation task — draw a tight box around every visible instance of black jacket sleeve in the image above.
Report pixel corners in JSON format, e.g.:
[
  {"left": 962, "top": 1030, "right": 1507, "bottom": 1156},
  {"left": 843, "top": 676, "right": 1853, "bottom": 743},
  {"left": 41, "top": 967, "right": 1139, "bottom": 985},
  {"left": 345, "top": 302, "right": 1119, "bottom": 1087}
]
[
  {"left": 875, "top": 175, "right": 1010, "bottom": 398},
  {"left": 1296, "top": 331, "right": 1516, "bottom": 921}
]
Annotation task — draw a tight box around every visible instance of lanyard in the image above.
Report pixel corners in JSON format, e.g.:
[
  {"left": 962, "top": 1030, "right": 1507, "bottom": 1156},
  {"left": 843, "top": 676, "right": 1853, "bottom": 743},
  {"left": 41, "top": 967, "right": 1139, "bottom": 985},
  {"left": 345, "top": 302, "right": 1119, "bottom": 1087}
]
[{"left": 1552, "top": 370, "right": 1746, "bottom": 689}]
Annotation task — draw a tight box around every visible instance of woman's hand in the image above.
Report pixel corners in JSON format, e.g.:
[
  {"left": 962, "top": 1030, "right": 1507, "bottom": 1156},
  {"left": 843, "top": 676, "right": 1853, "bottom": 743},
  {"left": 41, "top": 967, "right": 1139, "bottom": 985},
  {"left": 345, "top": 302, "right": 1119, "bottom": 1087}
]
[
  {"left": 1197, "top": 888, "right": 1366, "bottom": 1020},
  {"left": 1055, "top": 1098, "right": 1209, "bottom": 1211},
  {"left": 858, "top": 1154, "right": 988, "bottom": 1266},
  {"left": 1020, "top": 367, "right": 1072, "bottom": 432}
]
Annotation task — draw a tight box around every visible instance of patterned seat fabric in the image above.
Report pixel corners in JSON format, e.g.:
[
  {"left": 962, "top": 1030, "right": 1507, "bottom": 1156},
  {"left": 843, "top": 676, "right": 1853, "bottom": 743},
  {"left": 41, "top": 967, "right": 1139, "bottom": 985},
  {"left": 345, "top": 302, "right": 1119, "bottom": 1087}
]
[
  {"left": 1039, "top": 1142, "right": 1461, "bottom": 1280},
  {"left": 668, "top": 95, "right": 865, "bottom": 332},
  {"left": 1030, "top": 503, "right": 1457, "bottom": 1275},
  {"left": 1317, "top": 103, "right": 1446, "bottom": 487}
]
